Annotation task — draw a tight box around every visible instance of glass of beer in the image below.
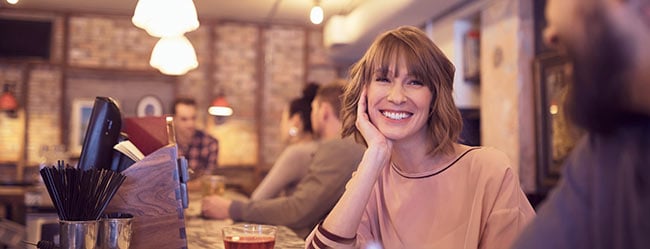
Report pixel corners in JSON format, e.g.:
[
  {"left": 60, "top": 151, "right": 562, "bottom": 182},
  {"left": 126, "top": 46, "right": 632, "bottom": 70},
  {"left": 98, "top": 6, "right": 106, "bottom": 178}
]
[
  {"left": 201, "top": 174, "right": 226, "bottom": 197},
  {"left": 222, "top": 224, "right": 277, "bottom": 249}
]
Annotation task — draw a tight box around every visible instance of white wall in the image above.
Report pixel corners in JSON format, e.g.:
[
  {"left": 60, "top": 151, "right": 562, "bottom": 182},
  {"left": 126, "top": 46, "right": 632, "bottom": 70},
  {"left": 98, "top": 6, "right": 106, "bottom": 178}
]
[{"left": 427, "top": 15, "right": 481, "bottom": 109}]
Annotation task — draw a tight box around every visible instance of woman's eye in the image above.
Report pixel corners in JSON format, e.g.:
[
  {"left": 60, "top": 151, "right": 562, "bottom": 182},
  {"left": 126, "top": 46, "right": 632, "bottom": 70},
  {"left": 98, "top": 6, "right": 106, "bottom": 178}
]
[
  {"left": 408, "top": 80, "right": 424, "bottom": 86},
  {"left": 375, "top": 77, "right": 390, "bottom": 83}
]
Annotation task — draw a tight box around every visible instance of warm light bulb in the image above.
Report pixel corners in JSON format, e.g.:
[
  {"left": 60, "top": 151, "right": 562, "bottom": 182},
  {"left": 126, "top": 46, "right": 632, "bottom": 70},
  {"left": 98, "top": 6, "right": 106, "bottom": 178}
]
[
  {"left": 7, "top": 0, "right": 19, "bottom": 5},
  {"left": 310, "top": 5, "right": 323, "bottom": 25},
  {"left": 549, "top": 104, "right": 559, "bottom": 115},
  {"left": 208, "top": 106, "right": 233, "bottom": 116}
]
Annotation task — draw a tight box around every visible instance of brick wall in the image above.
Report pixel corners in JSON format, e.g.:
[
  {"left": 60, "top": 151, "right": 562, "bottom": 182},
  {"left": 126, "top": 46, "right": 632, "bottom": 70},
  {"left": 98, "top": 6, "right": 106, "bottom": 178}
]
[
  {"left": 260, "top": 25, "right": 307, "bottom": 167},
  {"left": 209, "top": 22, "right": 260, "bottom": 167},
  {"left": 68, "top": 15, "right": 156, "bottom": 69},
  {"left": 0, "top": 11, "right": 341, "bottom": 184},
  {"left": 26, "top": 66, "right": 62, "bottom": 164},
  {"left": 0, "top": 65, "right": 27, "bottom": 180},
  {"left": 307, "top": 30, "right": 341, "bottom": 88}
]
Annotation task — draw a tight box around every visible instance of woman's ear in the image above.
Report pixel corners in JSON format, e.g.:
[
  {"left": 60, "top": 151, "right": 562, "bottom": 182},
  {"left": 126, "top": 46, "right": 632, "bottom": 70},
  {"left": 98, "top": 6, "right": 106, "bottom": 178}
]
[{"left": 290, "top": 114, "right": 304, "bottom": 130}]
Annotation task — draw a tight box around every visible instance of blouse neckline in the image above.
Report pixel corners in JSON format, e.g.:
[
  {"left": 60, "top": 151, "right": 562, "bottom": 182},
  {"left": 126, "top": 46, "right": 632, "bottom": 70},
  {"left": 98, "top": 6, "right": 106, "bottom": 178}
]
[{"left": 390, "top": 147, "right": 481, "bottom": 179}]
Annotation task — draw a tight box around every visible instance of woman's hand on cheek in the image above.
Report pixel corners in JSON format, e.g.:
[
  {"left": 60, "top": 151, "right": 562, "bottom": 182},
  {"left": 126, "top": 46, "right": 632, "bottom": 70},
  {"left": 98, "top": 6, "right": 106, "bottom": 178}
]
[{"left": 356, "top": 87, "right": 392, "bottom": 153}]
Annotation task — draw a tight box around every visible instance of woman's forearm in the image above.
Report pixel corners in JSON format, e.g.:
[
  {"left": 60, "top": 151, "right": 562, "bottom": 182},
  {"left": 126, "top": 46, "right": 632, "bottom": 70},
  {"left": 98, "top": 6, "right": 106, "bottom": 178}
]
[{"left": 321, "top": 145, "right": 390, "bottom": 237}]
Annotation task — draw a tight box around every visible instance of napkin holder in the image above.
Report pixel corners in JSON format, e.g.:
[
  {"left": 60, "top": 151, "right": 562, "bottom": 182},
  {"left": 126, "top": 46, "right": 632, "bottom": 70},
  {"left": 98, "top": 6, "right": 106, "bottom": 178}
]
[{"left": 105, "top": 145, "right": 189, "bottom": 249}]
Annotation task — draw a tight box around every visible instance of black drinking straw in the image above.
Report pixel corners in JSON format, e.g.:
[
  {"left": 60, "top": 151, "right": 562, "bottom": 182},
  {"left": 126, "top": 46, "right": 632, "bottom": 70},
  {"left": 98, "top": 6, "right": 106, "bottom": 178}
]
[{"left": 39, "top": 161, "right": 126, "bottom": 221}]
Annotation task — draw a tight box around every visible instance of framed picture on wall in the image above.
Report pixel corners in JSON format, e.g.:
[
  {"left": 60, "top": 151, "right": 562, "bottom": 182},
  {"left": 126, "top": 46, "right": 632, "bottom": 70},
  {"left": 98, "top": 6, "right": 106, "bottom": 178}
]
[
  {"left": 69, "top": 98, "right": 94, "bottom": 156},
  {"left": 136, "top": 95, "right": 163, "bottom": 117},
  {"left": 533, "top": 52, "right": 583, "bottom": 192}
]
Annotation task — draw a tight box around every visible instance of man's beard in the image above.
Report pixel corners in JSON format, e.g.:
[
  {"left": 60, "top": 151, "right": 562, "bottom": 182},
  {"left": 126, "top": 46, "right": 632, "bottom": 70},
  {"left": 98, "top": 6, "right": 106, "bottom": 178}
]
[{"left": 564, "top": 8, "right": 633, "bottom": 134}]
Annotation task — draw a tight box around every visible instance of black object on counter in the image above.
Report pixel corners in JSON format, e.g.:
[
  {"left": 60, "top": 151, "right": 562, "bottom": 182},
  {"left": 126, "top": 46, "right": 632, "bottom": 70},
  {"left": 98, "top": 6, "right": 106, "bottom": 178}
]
[
  {"left": 77, "top": 97, "right": 122, "bottom": 171},
  {"left": 109, "top": 132, "right": 136, "bottom": 172},
  {"left": 39, "top": 161, "right": 126, "bottom": 221},
  {"left": 23, "top": 240, "right": 59, "bottom": 249}
]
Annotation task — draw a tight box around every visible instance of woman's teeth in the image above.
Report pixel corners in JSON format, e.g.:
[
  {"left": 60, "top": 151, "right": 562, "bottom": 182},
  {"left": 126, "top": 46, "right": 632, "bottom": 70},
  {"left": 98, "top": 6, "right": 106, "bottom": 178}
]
[{"left": 381, "top": 111, "right": 411, "bottom": 120}]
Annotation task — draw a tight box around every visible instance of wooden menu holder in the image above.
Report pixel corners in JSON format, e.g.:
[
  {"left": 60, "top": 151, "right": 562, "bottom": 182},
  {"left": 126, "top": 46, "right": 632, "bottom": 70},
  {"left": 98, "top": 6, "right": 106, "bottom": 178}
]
[{"left": 105, "top": 145, "right": 189, "bottom": 249}]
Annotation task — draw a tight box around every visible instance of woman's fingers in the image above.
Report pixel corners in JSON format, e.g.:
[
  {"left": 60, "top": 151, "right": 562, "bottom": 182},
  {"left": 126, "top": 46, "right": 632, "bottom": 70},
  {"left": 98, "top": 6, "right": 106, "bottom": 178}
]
[
  {"left": 355, "top": 87, "right": 383, "bottom": 144},
  {"left": 357, "top": 87, "right": 368, "bottom": 121},
  {"left": 356, "top": 87, "right": 371, "bottom": 132}
]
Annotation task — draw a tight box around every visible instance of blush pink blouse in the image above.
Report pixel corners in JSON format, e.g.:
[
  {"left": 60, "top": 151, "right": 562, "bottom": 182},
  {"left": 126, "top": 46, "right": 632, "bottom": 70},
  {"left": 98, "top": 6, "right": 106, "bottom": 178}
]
[{"left": 307, "top": 147, "right": 535, "bottom": 249}]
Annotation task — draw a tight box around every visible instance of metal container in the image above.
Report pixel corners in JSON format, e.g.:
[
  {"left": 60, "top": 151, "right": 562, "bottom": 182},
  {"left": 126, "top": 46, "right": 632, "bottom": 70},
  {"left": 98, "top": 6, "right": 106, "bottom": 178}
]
[
  {"left": 60, "top": 220, "right": 98, "bottom": 249},
  {"left": 97, "top": 213, "right": 134, "bottom": 249}
]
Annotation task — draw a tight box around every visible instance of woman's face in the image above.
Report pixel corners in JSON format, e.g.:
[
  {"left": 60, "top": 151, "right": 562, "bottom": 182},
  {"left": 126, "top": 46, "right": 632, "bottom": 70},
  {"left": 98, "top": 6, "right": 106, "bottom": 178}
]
[{"left": 366, "top": 60, "right": 432, "bottom": 143}]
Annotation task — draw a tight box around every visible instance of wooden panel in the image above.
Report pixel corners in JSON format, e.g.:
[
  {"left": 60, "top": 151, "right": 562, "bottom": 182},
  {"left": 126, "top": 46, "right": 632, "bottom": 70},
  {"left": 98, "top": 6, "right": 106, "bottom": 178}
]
[{"left": 105, "top": 145, "right": 187, "bottom": 249}]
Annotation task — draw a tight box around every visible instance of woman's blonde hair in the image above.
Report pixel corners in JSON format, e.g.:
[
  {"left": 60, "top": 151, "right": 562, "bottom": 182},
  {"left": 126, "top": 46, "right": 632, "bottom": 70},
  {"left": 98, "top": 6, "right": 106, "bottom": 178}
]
[{"left": 341, "top": 26, "right": 462, "bottom": 156}]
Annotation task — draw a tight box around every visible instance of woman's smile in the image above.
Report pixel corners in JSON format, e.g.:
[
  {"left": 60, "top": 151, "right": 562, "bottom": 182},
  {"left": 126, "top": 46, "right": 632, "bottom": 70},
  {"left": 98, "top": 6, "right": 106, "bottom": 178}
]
[{"left": 380, "top": 110, "right": 413, "bottom": 120}]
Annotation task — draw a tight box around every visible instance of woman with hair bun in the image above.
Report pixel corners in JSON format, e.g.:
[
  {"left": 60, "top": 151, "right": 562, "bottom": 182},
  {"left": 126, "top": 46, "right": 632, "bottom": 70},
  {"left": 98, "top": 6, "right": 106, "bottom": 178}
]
[{"left": 251, "top": 83, "right": 320, "bottom": 200}]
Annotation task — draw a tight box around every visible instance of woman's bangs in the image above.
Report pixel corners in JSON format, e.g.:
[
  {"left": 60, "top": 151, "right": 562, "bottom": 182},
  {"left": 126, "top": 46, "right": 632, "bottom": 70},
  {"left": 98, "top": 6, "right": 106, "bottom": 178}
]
[
  {"left": 368, "top": 37, "right": 431, "bottom": 87},
  {"left": 368, "top": 37, "right": 403, "bottom": 77},
  {"left": 402, "top": 48, "right": 431, "bottom": 88}
]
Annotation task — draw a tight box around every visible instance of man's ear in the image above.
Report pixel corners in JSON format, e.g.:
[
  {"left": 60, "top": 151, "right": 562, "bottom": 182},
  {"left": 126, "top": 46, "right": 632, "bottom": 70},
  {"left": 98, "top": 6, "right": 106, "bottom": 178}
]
[
  {"left": 320, "top": 102, "right": 332, "bottom": 121},
  {"left": 628, "top": 0, "right": 650, "bottom": 26},
  {"left": 642, "top": 1, "right": 650, "bottom": 25}
]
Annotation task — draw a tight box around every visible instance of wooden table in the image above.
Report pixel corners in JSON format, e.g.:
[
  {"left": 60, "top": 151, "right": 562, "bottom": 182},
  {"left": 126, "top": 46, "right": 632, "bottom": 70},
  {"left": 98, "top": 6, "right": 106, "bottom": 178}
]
[{"left": 184, "top": 191, "right": 305, "bottom": 249}]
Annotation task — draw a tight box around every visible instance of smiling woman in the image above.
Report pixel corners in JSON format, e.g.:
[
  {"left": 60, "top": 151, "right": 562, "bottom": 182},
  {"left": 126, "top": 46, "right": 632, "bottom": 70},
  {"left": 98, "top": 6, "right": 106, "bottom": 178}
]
[{"left": 306, "top": 26, "right": 535, "bottom": 249}]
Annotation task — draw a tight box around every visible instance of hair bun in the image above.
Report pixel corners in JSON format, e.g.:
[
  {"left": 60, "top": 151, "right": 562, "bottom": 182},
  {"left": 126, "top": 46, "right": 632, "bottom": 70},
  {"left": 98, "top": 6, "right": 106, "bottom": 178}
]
[{"left": 302, "top": 82, "right": 320, "bottom": 102}]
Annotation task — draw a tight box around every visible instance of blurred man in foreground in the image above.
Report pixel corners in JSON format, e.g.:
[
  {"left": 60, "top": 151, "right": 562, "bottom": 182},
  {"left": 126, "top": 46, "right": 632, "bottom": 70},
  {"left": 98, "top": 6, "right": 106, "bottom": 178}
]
[{"left": 512, "top": 0, "right": 650, "bottom": 248}]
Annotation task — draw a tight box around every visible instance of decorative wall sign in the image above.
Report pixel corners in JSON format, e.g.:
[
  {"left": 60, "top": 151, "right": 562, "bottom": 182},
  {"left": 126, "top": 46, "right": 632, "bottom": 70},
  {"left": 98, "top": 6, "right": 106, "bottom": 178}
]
[
  {"left": 70, "top": 99, "right": 95, "bottom": 156},
  {"left": 136, "top": 95, "right": 163, "bottom": 117},
  {"left": 463, "top": 29, "right": 481, "bottom": 83},
  {"left": 533, "top": 52, "right": 582, "bottom": 192}
]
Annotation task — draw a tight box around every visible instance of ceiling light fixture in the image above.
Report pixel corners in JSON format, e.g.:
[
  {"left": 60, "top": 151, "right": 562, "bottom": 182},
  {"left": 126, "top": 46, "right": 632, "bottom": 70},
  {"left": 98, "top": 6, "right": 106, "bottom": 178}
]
[
  {"left": 310, "top": 0, "right": 324, "bottom": 25},
  {"left": 149, "top": 35, "right": 198, "bottom": 75},
  {"left": 0, "top": 83, "right": 18, "bottom": 113},
  {"left": 6, "top": 0, "right": 19, "bottom": 5},
  {"left": 132, "top": 0, "right": 199, "bottom": 37},
  {"left": 208, "top": 96, "right": 233, "bottom": 117}
]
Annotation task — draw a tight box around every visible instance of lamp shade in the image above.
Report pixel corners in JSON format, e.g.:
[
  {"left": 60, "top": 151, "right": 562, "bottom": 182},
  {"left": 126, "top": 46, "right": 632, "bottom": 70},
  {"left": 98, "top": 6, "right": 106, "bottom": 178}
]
[
  {"left": 0, "top": 84, "right": 18, "bottom": 111},
  {"left": 208, "top": 97, "right": 233, "bottom": 116},
  {"left": 132, "top": 0, "right": 199, "bottom": 37},
  {"left": 149, "top": 35, "right": 199, "bottom": 75}
]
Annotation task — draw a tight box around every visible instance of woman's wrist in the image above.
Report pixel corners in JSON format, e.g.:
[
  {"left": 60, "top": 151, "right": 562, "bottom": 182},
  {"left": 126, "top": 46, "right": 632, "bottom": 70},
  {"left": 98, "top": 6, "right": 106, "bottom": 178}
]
[{"left": 360, "top": 145, "right": 391, "bottom": 174}]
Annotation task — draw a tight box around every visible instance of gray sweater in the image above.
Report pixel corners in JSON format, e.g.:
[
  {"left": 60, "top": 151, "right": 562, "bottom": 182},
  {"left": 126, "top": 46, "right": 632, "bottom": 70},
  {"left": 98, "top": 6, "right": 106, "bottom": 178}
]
[
  {"left": 230, "top": 137, "right": 365, "bottom": 238},
  {"left": 513, "top": 120, "right": 650, "bottom": 249}
]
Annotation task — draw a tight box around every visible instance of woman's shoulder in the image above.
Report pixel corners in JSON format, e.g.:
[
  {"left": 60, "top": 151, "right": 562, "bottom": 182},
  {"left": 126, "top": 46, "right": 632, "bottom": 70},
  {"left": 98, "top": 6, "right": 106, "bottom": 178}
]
[
  {"left": 318, "top": 137, "right": 365, "bottom": 155},
  {"left": 281, "top": 141, "right": 319, "bottom": 157},
  {"left": 461, "top": 145, "right": 513, "bottom": 172},
  {"left": 286, "top": 140, "right": 319, "bottom": 151}
]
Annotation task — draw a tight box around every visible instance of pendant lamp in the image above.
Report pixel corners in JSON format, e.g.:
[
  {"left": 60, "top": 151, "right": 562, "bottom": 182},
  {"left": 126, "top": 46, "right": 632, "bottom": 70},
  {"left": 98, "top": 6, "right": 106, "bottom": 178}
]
[
  {"left": 208, "top": 96, "right": 233, "bottom": 117},
  {"left": 0, "top": 84, "right": 18, "bottom": 112},
  {"left": 132, "top": 0, "right": 199, "bottom": 37},
  {"left": 149, "top": 35, "right": 199, "bottom": 75}
]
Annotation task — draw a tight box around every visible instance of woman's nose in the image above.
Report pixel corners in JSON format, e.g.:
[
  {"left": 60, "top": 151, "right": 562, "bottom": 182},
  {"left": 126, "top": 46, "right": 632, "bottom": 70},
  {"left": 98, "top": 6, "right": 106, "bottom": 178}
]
[{"left": 387, "top": 84, "right": 406, "bottom": 104}]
